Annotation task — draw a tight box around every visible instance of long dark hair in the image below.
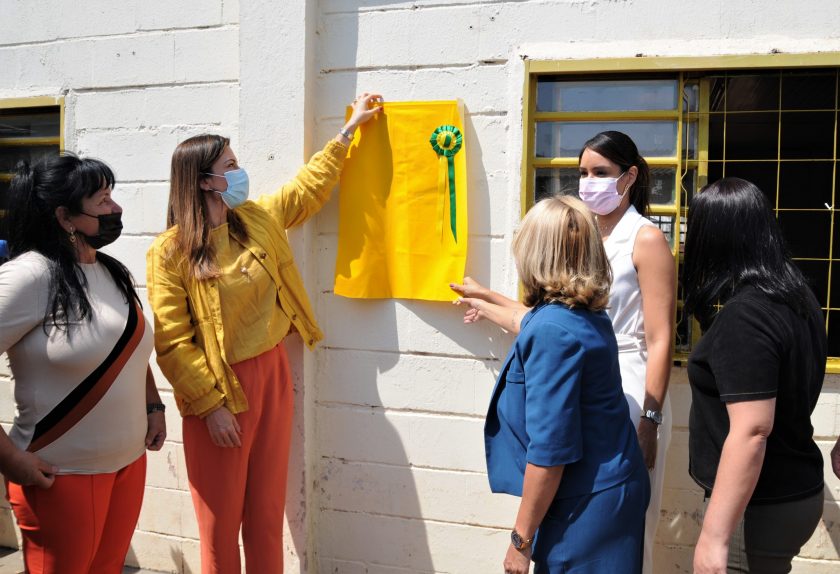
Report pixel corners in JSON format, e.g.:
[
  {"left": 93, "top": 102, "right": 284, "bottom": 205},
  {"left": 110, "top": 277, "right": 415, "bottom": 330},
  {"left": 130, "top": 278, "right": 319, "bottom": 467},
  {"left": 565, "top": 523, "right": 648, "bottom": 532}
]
[
  {"left": 579, "top": 131, "right": 651, "bottom": 216},
  {"left": 7, "top": 153, "right": 139, "bottom": 331},
  {"left": 683, "top": 177, "right": 810, "bottom": 328}
]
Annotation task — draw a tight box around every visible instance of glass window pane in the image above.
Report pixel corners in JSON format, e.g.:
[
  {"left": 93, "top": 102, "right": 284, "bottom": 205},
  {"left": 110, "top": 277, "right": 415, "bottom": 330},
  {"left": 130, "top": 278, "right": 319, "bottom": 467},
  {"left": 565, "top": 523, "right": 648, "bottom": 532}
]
[
  {"left": 709, "top": 114, "right": 724, "bottom": 161},
  {"left": 0, "top": 145, "right": 60, "bottom": 172},
  {"left": 832, "top": 209, "right": 840, "bottom": 264},
  {"left": 826, "top": 311, "right": 840, "bottom": 358},
  {"left": 648, "top": 214, "right": 676, "bottom": 250},
  {"left": 778, "top": 210, "right": 831, "bottom": 259},
  {"left": 681, "top": 168, "right": 697, "bottom": 205},
  {"left": 833, "top": 261, "right": 840, "bottom": 308},
  {"left": 0, "top": 179, "right": 8, "bottom": 211},
  {"left": 536, "top": 79, "right": 678, "bottom": 112},
  {"left": 683, "top": 83, "right": 700, "bottom": 113},
  {"left": 725, "top": 112, "right": 779, "bottom": 160},
  {"left": 782, "top": 72, "right": 837, "bottom": 110},
  {"left": 709, "top": 77, "right": 726, "bottom": 112},
  {"left": 675, "top": 305, "right": 694, "bottom": 354},
  {"left": 534, "top": 168, "right": 579, "bottom": 203},
  {"left": 650, "top": 168, "right": 677, "bottom": 206},
  {"left": 683, "top": 121, "right": 698, "bottom": 160},
  {"left": 780, "top": 111, "right": 835, "bottom": 160},
  {"left": 778, "top": 161, "right": 834, "bottom": 210},
  {"left": 723, "top": 162, "right": 778, "bottom": 205},
  {"left": 707, "top": 162, "right": 723, "bottom": 186},
  {"left": 0, "top": 107, "right": 60, "bottom": 139},
  {"left": 536, "top": 121, "right": 678, "bottom": 158},
  {"left": 726, "top": 74, "right": 780, "bottom": 111},
  {"left": 797, "top": 259, "right": 829, "bottom": 307},
  {"left": 0, "top": 180, "right": 8, "bottom": 241}
]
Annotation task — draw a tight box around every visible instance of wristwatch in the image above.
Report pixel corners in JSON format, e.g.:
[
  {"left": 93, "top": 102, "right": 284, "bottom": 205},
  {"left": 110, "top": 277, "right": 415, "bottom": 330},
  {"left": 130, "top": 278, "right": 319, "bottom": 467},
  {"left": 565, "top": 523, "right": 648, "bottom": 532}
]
[
  {"left": 641, "top": 409, "right": 663, "bottom": 426},
  {"left": 510, "top": 528, "right": 533, "bottom": 551},
  {"left": 146, "top": 402, "right": 166, "bottom": 415}
]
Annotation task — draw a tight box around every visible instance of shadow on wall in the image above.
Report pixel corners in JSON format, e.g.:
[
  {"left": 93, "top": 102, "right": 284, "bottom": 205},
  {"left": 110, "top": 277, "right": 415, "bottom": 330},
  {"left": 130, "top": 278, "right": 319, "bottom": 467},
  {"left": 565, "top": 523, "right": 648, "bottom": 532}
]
[
  {"left": 313, "top": 296, "right": 437, "bottom": 572},
  {"left": 0, "top": 482, "right": 19, "bottom": 551},
  {"left": 823, "top": 387, "right": 840, "bottom": 564},
  {"left": 312, "top": 101, "right": 516, "bottom": 572}
]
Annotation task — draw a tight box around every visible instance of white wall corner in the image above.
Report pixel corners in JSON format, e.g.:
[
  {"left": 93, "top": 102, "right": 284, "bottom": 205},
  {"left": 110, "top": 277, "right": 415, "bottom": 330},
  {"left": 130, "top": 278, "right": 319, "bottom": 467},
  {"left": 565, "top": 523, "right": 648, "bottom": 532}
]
[{"left": 238, "top": 1, "right": 313, "bottom": 571}]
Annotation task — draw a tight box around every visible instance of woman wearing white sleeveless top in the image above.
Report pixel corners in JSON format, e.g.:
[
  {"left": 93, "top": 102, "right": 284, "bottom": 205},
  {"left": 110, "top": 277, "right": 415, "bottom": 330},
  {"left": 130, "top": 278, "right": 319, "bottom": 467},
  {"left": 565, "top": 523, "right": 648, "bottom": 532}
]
[{"left": 454, "top": 131, "right": 674, "bottom": 574}]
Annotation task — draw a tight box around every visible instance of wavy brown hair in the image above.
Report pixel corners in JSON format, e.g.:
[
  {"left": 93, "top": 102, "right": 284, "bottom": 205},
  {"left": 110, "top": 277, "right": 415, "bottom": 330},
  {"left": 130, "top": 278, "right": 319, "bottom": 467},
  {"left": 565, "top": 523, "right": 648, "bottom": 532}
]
[
  {"left": 513, "top": 195, "right": 612, "bottom": 310},
  {"left": 166, "top": 134, "right": 247, "bottom": 279}
]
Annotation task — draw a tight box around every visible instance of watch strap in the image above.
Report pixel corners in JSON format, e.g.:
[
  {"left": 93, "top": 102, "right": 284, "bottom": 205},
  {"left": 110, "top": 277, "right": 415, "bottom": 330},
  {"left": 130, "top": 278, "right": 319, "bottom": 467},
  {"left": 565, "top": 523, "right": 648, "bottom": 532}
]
[{"left": 147, "top": 402, "right": 166, "bottom": 415}]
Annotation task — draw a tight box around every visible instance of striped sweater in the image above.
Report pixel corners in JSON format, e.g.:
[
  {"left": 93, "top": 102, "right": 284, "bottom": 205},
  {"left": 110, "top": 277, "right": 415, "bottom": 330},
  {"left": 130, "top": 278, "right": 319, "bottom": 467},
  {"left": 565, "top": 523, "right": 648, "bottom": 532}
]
[{"left": 0, "top": 252, "right": 151, "bottom": 474}]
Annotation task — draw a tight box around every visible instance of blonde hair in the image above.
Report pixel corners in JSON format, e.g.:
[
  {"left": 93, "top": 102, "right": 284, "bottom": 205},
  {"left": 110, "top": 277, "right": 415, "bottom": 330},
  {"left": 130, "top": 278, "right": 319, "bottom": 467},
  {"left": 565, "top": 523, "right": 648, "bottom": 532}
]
[
  {"left": 166, "top": 134, "right": 247, "bottom": 279},
  {"left": 513, "top": 196, "right": 611, "bottom": 310}
]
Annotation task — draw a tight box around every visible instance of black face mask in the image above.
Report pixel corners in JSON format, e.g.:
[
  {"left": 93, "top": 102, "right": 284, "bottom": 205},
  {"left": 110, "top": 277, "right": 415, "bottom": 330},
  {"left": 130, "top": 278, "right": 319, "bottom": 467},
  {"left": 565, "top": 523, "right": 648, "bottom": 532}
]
[{"left": 79, "top": 212, "right": 123, "bottom": 249}]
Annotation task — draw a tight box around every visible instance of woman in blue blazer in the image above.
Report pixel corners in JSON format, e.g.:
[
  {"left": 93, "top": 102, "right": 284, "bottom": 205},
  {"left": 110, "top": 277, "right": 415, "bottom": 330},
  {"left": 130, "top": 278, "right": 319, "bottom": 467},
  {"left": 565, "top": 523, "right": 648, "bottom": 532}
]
[{"left": 485, "top": 196, "right": 649, "bottom": 574}]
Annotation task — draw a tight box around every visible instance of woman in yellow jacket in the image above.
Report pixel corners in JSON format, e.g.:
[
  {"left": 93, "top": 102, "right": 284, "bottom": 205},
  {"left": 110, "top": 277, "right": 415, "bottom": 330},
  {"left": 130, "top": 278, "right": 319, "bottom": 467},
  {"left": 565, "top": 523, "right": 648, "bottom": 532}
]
[{"left": 147, "top": 93, "right": 381, "bottom": 574}]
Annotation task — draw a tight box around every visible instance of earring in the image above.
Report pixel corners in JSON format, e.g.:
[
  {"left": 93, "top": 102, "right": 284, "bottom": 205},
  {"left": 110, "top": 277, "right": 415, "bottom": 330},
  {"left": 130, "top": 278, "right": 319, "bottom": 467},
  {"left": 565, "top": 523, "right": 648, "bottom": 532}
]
[{"left": 68, "top": 227, "right": 76, "bottom": 244}]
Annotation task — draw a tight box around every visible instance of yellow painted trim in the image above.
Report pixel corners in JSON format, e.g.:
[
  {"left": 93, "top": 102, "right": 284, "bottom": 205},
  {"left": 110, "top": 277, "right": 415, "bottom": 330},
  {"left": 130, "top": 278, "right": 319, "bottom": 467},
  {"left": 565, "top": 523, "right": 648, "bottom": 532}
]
[
  {"left": 697, "top": 78, "right": 710, "bottom": 189},
  {"left": 534, "top": 156, "right": 678, "bottom": 168},
  {"left": 527, "top": 53, "right": 840, "bottom": 75},
  {"left": 826, "top": 358, "right": 840, "bottom": 374},
  {"left": 521, "top": 62, "right": 537, "bottom": 214},
  {"left": 0, "top": 137, "right": 60, "bottom": 147},
  {"left": 59, "top": 97, "right": 65, "bottom": 152},
  {"left": 534, "top": 110, "right": 679, "bottom": 121},
  {"left": 0, "top": 96, "right": 64, "bottom": 110}
]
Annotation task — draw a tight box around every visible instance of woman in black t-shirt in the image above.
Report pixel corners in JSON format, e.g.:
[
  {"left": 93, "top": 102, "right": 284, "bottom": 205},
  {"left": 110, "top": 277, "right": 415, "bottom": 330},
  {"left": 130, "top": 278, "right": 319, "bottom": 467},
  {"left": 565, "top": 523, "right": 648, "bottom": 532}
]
[{"left": 683, "top": 177, "right": 827, "bottom": 574}]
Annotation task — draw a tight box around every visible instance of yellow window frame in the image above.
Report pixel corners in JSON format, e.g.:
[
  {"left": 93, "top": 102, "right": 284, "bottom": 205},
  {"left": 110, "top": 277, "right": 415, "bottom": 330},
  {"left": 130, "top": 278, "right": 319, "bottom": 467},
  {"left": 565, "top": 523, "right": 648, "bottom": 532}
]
[
  {"left": 0, "top": 96, "right": 65, "bottom": 220},
  {"left": 520, "top": 52, "right": 840, "bottom": 372}
]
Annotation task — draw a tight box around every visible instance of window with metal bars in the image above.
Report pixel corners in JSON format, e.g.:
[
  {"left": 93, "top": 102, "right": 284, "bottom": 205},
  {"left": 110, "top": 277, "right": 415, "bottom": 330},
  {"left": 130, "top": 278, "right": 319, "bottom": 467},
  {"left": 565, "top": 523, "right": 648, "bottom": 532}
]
[
  {"left": 522, "top": 64, "right": 839, "bottom": 369},
  {"left": 0, "top": 98, "right": 63, "bottom": 241}
]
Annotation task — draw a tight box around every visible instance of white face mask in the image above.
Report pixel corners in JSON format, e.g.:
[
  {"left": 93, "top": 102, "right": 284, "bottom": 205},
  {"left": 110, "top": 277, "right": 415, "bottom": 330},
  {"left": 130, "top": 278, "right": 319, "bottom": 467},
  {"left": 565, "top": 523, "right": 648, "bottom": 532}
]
[{"left": 578, "top": 173, "right": 627, "bottom": 215}]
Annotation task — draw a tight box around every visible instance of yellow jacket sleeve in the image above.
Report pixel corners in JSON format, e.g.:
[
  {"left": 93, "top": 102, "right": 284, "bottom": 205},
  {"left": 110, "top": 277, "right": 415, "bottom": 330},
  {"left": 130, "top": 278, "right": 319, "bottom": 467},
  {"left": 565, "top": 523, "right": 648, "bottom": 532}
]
[
  {"left": 146, "top": 241, "right": 225, "bottom": 417},
  {"left": 254, "top": 139, "right": 348, "bottom": 229}
]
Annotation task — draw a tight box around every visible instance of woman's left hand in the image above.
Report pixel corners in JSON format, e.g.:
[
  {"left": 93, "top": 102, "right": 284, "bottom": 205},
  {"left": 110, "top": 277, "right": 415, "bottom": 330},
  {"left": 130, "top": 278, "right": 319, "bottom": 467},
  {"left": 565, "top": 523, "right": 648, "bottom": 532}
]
[
  {"left": 637, "top": 419, "right": 658, "bottom": 469},
  {"left": 145, "top": 411, "right": 167, "bottom": 451},
  {"left": 503, "top": 544, "right": 531, "bottom": 574},
  {"left": 693, "top": 532, "right": 728, "bottom": 573}
]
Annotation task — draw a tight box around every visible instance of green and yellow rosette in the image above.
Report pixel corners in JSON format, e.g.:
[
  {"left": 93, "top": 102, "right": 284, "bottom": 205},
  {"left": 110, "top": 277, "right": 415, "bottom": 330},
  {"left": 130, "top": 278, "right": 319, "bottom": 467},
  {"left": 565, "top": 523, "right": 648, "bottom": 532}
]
[{"left": 429, "top": 125, "right": 463, "bottom": 242}]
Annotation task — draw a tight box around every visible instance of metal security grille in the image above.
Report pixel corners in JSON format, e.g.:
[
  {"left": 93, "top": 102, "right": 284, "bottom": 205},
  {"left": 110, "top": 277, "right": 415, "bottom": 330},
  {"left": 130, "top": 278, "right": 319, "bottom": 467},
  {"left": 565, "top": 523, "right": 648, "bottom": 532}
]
[
  {"left": 522, "top": 58, "right": 840, "bottom": 369},
  {"left": 0, "top": 97, "right": 64, "bottom": 240}
]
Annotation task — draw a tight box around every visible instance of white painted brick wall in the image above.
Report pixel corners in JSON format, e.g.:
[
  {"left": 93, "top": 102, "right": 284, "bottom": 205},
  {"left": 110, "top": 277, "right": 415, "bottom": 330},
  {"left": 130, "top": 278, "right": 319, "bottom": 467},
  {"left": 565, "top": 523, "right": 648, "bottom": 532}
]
[
  {"left": 311, "top": 2, "right": 840, "bottom": 574},
  {"left": 2, "top": 1, "right": 840, "bottom": 573}
]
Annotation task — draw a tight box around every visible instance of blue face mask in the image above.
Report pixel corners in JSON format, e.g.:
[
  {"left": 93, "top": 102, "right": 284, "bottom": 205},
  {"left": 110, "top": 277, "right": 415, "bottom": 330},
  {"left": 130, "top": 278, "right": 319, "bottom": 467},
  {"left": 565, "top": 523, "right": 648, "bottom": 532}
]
[{"left": 204, "top": 168, "right": 249, "bottom": 208}]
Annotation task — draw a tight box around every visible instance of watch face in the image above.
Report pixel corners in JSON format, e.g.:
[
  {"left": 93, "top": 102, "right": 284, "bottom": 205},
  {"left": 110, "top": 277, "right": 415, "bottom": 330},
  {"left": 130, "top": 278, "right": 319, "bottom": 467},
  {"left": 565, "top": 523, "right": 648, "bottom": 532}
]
[
  {"left": 645, "top": 410, "right": 663, "bottom": 424},
  {"left": 511, "top": 530, "right": 523, "bottom": 548}
]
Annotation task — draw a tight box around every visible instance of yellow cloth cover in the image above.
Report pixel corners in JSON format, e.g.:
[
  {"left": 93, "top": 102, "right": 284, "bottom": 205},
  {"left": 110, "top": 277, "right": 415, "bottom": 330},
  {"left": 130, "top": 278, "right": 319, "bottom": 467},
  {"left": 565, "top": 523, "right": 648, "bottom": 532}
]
[{"left": 334, "top": 100, "right": 468, "bottom": 301}]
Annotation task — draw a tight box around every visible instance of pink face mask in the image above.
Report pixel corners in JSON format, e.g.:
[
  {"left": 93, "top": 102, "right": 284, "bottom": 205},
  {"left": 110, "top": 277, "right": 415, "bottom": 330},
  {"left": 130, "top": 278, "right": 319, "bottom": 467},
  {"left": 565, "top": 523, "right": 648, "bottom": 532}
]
[{"left": 578, "top": 173, "right": 627, "bottom": 215}]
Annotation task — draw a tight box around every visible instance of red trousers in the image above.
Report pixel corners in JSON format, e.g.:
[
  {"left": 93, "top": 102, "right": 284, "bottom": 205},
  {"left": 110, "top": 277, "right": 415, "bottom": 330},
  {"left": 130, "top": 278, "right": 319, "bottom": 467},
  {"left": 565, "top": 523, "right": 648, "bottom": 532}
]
[
  {"left": 6, "top": 453, "right": 146, "bottom": 574},
  {"left": 183, "top": 343, "right": 294, "bottom": 574}
]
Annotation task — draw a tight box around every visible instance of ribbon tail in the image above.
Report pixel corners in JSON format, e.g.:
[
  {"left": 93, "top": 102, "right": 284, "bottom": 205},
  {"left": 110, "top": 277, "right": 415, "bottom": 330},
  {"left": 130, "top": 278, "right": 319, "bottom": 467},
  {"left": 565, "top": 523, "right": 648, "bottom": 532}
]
[
  {"left": 447, "top": 156, "right": 457, "bottom": 242},
  {"left": 437, "top": 156, "right": 446, "bottom": 242}
]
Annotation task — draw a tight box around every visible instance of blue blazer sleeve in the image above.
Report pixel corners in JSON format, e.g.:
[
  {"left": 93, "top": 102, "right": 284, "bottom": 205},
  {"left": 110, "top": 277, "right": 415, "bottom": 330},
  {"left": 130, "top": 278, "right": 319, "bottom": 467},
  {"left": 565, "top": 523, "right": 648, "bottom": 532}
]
[{"left": 521, "top": 321, "right": 585, "bottom": 467}]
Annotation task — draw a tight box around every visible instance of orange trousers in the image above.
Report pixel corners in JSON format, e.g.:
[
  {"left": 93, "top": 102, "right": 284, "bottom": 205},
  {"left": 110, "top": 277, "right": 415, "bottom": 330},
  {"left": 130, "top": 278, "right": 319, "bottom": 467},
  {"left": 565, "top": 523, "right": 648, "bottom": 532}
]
[
  {"left": 183, "top": 343, "right": 294, "bottom": 574},
  {"left": 5, "top": 453, "right": 146, "bottom": 574}
]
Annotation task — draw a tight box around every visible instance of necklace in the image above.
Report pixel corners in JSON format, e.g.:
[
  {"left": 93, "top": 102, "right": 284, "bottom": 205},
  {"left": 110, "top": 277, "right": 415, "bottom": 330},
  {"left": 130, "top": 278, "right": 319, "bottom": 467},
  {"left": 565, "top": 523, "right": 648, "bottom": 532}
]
[{"left": 597, "top": 218, "right": 617, "bottom": 236}]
